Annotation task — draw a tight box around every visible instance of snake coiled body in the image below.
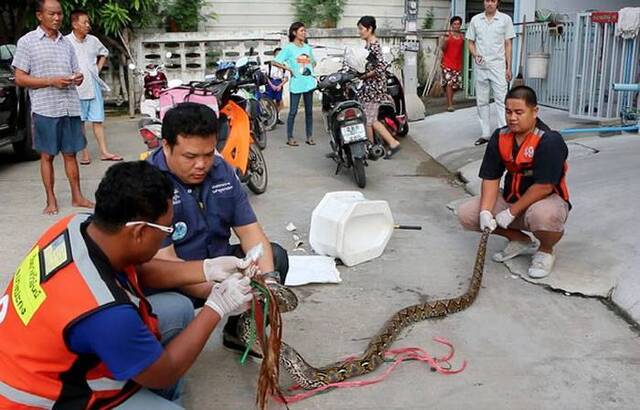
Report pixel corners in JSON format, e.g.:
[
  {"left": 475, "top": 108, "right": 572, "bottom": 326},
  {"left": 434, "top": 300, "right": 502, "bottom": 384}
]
[{"left": 278, "top": 231, "right": 490, "bottom": 389}]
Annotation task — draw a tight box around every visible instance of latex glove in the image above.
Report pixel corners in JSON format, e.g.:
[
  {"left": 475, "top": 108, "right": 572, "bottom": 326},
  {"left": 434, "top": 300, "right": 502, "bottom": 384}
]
[
  {"left": 495, "top": 208, "right": 516, "bottom": 229},
  {"left": 205, "top": 273, "right": 253, "bottom": 318},
  {"left": 203, "top": 256, "right": 251, "bottom": 282},
  {"left": 479, "top": 210, "right": 497, "bottom": 232}
]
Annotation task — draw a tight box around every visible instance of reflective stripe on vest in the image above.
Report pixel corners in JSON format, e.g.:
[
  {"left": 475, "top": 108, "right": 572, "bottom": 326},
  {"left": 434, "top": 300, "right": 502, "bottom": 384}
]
[
  {"left": 67, "top": 215, "right": 117, "bottom": 306},
  {"left": 87, "top": 378, "right": 127, "bottom": 392},
  {"left": 0, "top": 380, "right": 54, "bottom": 409}
]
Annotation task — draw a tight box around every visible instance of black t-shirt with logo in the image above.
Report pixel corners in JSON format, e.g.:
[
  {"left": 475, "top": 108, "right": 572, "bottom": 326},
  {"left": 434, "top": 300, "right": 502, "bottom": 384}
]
[{"left": 478, "top": 119, "right": 568, "bottom": 202}]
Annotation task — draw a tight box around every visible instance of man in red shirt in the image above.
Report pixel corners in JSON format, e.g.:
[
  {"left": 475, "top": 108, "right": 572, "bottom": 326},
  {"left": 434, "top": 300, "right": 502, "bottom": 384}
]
[{"left": 440, "top": 16, "right": 464, "bottom": 112}]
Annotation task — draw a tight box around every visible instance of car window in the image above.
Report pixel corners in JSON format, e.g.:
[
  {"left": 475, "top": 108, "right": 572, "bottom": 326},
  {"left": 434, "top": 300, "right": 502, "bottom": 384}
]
[{"left": 0, "top": 45, "right": 15, "bottom": 62}]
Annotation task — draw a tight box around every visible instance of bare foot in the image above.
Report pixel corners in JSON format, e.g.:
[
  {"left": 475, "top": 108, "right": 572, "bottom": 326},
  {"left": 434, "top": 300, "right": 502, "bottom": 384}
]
[
  {"left": 43, "top": 202, "right": 59, "bottom": 215},
  {"left": 72, "top": 197, "right": 95, "bottom": 209}
]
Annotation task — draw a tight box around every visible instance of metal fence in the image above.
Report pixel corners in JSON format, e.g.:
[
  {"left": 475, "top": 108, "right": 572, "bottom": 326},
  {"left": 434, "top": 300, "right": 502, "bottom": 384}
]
[
  {"left": 524, "top": 22, "right": 576, "bottom": 110},
  {"left": 569, "top": 13, "right": 640, "bottom": 121}
]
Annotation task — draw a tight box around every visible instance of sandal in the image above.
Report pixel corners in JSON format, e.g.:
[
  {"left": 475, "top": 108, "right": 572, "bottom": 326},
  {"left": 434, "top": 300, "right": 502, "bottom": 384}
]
[
  {"left": 384, "top": 145, "right": 401, "bottom": 160},
  {"left": 79, "top": 159, "right": 91, "bottom": 165},
  {"left": 101, "top": 154, "right": 124, "bottom": 162},
  {"left": 286, "top": 139, "right": 299, "bottom": 147},
  {"left": 305, "top": 138, "right": 316, "bottom": 145}
]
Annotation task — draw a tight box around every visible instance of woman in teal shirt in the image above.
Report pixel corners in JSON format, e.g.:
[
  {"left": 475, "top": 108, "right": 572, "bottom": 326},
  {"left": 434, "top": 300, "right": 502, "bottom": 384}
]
[{"left": 273, "top": 22, "right": 317, "bottom": 146}]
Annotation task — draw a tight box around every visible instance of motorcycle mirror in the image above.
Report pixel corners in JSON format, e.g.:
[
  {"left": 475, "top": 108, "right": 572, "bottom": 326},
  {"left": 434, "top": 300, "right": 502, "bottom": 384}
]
[{"left": 128, "top": 63, "right": 136, "bottom": 70}]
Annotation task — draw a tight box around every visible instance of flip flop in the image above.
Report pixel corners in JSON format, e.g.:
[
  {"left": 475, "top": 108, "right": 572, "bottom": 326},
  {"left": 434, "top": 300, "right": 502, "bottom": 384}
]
[
  {"left": 384, "top": 145, "right": 401, "bottom": 160},
  {"left": 286, "top": 140, "right": 299, "bottom": 147},
  {"left": 305, "top": 139, "right": 316, "bottom": 145},
  {"left": 79, "top": 159, "right": 91, "bottom": 165},
  {"left": 101, "top": 155, "right": 124, "bottom": 162}
]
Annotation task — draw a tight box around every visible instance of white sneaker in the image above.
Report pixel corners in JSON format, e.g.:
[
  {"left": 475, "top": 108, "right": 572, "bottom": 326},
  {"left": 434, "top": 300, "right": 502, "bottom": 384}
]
[
  {"left": 528, "top": 251, "right": 555, "bottom": 279},
  {"left": 492, "top": 240, "right": 539, "bottom": 263}
]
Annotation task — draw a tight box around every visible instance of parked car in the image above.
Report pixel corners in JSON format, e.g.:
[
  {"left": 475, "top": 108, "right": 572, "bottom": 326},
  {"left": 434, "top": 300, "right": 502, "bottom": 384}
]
[{"left": 0, "top": 44, "right": 38, "bottom": 160}]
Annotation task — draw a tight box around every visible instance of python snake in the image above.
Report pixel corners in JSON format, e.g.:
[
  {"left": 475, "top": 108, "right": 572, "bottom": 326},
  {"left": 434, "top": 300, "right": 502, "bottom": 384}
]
[{"left": 241, "top": 230, "right": 489, "bottom": 390}]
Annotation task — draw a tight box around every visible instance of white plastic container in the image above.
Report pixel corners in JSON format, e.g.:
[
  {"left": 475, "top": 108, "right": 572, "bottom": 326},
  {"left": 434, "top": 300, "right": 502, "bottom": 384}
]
[
  {"left": 527, "top": 52, "right": 550, "bottom": 79},
  {"left": 309, "top": 191, "right": 394, "bottom": 267}
]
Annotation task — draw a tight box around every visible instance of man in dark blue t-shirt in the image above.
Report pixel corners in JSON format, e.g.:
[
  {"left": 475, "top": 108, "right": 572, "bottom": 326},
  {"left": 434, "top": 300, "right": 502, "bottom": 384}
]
[
  {"left": 147, "top": 102, "right": 290, "bottom": 359},
  {"left": 457, "top": 86, "right": 570, "bottom": 279}
]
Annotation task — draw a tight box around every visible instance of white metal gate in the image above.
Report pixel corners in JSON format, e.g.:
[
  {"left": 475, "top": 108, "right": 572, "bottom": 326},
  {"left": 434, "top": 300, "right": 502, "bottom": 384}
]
[
  {"left": 569, "top": 12, "right": 640, "bottom": 121},
  {"left": 524, "top": 22, "right": 576, "bottom": 110}
]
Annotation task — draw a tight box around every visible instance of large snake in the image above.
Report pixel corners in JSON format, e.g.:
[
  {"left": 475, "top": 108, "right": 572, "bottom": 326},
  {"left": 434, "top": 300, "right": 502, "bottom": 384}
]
[
  {"left": 277, "top": 230, "right": 490, "bottom": 389},
  {"left": 239, "top": 230, "right": 489, "bottom": 390}
]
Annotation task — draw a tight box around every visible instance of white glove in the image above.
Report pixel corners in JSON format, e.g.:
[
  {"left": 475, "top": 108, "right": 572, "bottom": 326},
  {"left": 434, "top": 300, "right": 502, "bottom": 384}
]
[
  {"left": 205, "top": 273, "right": 253, "bottom": 318},
  {"left": 495, "top": 208, "right": 516, "bottom": 229},
  {"left": 203, "top": 256, "right": 251, "bottom": 282},
  {"left": 479, "top": 210, "right": 497, "bottom": 232}
]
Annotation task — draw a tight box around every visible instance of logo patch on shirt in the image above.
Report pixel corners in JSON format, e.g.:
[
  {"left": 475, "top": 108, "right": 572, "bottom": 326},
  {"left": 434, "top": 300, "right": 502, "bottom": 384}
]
[
  {"left": 172, "top": 188, "right": 182, "bottom": 205},
  {"left": 172, "top": 221, "right": 188, "bottom": 241},
  {"left": 211, "top": 182, "right": 233, "bottom": 195},
  {"left": 524, "top": 146, "right": 535, "bottom": 159}
]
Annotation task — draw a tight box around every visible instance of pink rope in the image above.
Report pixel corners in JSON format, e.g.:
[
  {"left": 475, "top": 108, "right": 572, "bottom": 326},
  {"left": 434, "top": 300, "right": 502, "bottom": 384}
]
[{"left": 274, "top": 337, "right": 466, "bottom": 405}]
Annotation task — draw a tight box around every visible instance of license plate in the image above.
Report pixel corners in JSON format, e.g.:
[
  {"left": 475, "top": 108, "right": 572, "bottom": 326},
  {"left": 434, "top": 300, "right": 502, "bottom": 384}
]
[{"left": 341, "top": 124, "right": 366, "bottom": 143}]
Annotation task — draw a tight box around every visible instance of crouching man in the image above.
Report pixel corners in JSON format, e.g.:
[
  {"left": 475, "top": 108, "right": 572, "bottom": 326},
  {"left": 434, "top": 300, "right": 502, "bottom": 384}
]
[
  {"left": 457, "top": 86, "right": 570, "bottom": 278},
  {"left": 0, "top": 161, "right": 254, "bottom": 408}
]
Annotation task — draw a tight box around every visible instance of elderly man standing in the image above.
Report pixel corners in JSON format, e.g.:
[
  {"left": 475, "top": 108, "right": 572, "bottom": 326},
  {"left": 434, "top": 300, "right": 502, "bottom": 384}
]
[
  {"left": 12, "top": 0, "right": 93, "bottom": 215},
  {"left": 466, "top": 0, "right": 516, "bottom": 146},
  {"left": 67, "top": 9, "right": 123, "bottom": 164}
]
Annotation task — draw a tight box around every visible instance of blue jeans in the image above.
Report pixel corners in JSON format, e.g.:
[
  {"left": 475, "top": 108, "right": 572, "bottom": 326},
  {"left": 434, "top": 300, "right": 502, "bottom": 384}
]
[
  {"left": 116, "top": 292, "right": 194, "bottom": 409},
  {"left": 287, "top": 91, "right": 314, "bottom": 140}
]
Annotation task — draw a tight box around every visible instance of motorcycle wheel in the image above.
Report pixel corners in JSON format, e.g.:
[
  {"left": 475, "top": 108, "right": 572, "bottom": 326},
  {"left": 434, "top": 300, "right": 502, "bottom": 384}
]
[
  {"left": 252, "top": 116, "right": 267, "bottom": 150},
  {"left": 259, "top": 97, "right": 278, "bottom": 131},
  {"left": 397, "top": 121, "right": 409, "bottom": 137},
  {"left": 352, "top": 157, "right": 366, "bottom": 188},
  {"left": 247, "top": 143, "right": 268, "bottom": 194}
]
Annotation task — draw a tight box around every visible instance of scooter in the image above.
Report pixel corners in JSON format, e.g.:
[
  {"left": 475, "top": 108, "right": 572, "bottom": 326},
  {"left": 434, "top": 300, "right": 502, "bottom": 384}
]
[
  {"left": 318, "top": 69, "right": 370, "bottom": 188},
  {"left": 381, "top": 69, "right": 409, "bottom": 137},
  {"left": 140, "top": 63, "right": 167, "bottom": 119},
  {"left": 215, "top": 55, "right": 269, "bottom": 150},
  {"left": 138, "top": 76, "right": 268, "bottom": 195},
  {"left": 208, "top": 75, "right": 268, "bottom": 194}
]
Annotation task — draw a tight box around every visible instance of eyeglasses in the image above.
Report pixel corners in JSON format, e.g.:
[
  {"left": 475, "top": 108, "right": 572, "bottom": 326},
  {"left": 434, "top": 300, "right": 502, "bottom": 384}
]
[{"left": 125, "top": 221, "right": 174, "bottom": 234}]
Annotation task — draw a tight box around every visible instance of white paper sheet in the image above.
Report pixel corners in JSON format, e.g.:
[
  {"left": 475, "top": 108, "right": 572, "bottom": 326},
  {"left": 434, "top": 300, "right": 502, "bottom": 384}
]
[{"left": 284, "top": 255, "right": 342, "bottom": 287}]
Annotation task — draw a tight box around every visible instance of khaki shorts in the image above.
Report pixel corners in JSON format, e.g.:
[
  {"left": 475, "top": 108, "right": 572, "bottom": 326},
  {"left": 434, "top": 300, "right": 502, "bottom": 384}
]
[{"left": 457, "top": 194, "right": 569, "bottom": 233}]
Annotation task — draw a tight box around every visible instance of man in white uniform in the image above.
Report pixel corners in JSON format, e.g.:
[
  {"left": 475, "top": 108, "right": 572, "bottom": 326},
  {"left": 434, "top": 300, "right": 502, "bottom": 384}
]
[
  {"left": 67, "top": 9, "right": 122, "bottom": 164},
  {"left": 466, "top": 0, "right": 516, "bottom": 146}
]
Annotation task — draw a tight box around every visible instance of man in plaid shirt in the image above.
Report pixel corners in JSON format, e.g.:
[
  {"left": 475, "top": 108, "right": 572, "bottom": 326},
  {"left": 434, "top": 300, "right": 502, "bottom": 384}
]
[{"left": 12, "top": 0, "right": 93, "bottom": 215}]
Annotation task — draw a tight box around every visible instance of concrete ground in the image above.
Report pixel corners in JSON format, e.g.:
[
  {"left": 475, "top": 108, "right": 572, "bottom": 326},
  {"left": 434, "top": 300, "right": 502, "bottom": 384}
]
[{"left": 0, "top": 113, "right": 639, "bottom": 410}]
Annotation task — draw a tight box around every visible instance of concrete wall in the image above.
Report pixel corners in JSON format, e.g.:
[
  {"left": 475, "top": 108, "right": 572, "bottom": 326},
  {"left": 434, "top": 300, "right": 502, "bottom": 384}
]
[
  {"left": 202, "top": 0, "right": 452, "bottom": 32},
  {"left": 536, "top": 0, "right": 640, "bottom": 14}
]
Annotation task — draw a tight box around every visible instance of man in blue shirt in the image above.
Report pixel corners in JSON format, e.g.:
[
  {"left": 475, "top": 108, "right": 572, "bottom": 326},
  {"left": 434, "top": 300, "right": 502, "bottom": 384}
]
[{"left": 147, "top": 102, "right": 290, "bottom": 358}]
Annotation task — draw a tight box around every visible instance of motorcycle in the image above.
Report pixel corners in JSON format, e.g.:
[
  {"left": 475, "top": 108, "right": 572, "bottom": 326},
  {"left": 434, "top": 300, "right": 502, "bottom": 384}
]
[
  {"left": 139, "top": 63, "right": 167, "bottom": 119},
  {"left": 215, "top": 55, "right": 270, "bottom": 149},
  {"left": 318, "top": 66, "right": 370, "bottom": 188},
  {"left": 138, "top": 74, "right": 268, "bottom": 195},
  {"left": 381, "top": 68, "right": 409, "bottom": 137}
]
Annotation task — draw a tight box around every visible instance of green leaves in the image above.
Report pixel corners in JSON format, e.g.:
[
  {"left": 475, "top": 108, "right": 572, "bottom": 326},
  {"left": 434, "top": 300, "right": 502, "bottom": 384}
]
[
  {"left": 100, "top": 2, "right": 132, "bottom": 35},
  {"left": 293, "top": 0, "right": 345, "bottom": 28}
]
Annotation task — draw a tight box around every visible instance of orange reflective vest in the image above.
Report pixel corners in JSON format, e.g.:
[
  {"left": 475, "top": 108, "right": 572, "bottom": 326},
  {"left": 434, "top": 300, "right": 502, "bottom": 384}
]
[
  {"left": 0, "top": 214, "right": 160, "bottom": 409},
  {"left": 497, "top": 127, "right": 570, "bottom": 203}
]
